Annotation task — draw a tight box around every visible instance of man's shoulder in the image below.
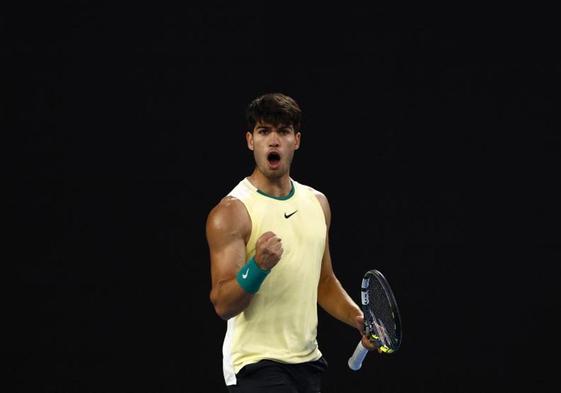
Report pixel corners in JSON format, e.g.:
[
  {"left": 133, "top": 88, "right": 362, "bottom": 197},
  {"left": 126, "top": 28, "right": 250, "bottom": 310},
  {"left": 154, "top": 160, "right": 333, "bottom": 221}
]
[
  {"left": 227, "top": 177, "right": 255, "bottom": 202},
  {"left": 293, "top": 179, "right": 327, "bottom": 201},
  {"left": 210, "top": 196, "right": 246, "bottom": 218},
  {"left": 207, "top": 196, "right": 250, "bottom": 233}
]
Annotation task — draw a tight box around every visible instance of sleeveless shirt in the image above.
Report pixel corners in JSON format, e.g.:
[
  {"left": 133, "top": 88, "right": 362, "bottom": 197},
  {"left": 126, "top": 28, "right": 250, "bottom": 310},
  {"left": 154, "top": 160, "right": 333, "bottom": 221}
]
[{"left": 222, "top": 177, "right": 327, "bottom": 385}]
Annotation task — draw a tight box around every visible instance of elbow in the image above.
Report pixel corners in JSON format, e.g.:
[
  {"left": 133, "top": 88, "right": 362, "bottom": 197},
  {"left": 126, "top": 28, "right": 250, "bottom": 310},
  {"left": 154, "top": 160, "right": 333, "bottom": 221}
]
[
  {"left": 213, "top": 304, "right": 232, "bottom": 321},
  {"left": 210, "top": 291, "right": 235, "bottom": 321}
]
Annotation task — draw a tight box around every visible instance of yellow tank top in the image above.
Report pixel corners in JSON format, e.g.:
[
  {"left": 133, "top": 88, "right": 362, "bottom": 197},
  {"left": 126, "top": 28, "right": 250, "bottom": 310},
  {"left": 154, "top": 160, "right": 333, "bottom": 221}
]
[{"left": 222, "top": 177, "right": 327, "bottom": 385}]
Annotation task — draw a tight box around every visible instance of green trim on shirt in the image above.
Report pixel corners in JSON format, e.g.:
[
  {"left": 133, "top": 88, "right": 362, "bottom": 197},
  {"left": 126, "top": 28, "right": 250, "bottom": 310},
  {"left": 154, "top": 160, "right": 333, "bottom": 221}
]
[{"left": 256, "top": 181, "right": 295, "bottom": 200}]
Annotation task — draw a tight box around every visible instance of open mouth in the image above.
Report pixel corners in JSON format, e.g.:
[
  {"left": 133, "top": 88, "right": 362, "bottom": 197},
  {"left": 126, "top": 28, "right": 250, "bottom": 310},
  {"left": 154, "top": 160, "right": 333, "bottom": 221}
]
[{"left": 267, "top": 151, "right": 281, "bottom": 168}]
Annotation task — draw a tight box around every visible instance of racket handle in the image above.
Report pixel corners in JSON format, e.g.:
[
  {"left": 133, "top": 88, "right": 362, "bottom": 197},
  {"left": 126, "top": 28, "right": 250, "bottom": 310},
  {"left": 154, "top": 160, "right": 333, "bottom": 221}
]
[{"left": 348, "top": 340, "right": 369, "bottom": 371}]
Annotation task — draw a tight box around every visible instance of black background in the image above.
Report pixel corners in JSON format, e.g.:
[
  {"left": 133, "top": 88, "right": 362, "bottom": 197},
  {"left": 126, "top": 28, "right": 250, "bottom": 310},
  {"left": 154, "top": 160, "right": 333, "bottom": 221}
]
[{"left": 7, "top": 3, "right": 560, "bottom": 393}]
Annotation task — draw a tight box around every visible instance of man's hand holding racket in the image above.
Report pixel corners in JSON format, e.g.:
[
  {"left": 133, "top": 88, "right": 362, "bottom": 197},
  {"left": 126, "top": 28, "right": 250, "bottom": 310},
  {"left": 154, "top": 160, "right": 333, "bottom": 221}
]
[
  {"left": 353, "top": 315, "right": 382, "bottom": 353},
  {"left": 348, "top": 269, "right": 402, "bottom": 371}
]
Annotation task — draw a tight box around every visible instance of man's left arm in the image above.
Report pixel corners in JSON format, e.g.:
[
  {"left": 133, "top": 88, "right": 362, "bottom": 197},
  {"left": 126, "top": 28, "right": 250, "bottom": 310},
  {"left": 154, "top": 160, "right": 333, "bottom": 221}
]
[
  {"left": 315, "top": 191, "right": 378, "bottom": 350},
  {"left": 314, "top": 191, "right": 362, "bottom": 327}
]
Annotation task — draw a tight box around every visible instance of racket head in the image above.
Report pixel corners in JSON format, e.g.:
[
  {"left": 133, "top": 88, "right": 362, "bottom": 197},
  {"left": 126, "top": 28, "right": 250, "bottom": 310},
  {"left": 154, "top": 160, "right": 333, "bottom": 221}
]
[{"left": 360, "top": 269, "right": 402, "bottom": 353}]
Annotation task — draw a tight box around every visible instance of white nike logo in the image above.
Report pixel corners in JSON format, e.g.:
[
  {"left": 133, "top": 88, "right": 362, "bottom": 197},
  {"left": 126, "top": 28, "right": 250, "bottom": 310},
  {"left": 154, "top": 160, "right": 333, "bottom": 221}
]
[{"left": 242, "top": 268, "right": 249, "bottom": 279}]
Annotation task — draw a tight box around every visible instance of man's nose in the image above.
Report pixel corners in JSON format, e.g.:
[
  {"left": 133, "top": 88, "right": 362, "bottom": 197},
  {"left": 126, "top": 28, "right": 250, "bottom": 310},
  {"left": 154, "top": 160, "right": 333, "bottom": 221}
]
[{"left": 269, "top": 131, "right": 280, "bottom": 146}]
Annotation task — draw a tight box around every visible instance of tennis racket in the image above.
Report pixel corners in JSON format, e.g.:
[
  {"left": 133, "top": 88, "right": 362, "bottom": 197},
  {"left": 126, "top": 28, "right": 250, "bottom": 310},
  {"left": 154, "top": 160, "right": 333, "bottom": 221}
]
[{"left": 348, "top": 269, "right": 402, "bottom": 371}]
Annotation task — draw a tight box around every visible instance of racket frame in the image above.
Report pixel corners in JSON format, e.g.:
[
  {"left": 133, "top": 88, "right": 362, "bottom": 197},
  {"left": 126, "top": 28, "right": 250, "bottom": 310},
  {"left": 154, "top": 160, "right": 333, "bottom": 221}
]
[
  {"left": 361, "top": 269, "right": 402, "bottom": 353},
  {"left": 348, "top": 269, "right": 402, "bottom": 371}
]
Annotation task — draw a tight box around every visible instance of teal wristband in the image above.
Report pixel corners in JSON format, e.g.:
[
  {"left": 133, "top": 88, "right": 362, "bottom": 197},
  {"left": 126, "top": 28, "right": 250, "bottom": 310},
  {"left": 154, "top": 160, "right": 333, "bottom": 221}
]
[{"left": 236, "top": 256, "right": 270, "bottom": 294}]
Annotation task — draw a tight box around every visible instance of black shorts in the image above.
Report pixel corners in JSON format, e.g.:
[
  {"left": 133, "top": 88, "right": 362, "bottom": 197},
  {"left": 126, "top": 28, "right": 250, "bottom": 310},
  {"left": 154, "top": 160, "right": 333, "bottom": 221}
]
[{"left": 227, "top": 357, "right": 328, "bottom": 393}]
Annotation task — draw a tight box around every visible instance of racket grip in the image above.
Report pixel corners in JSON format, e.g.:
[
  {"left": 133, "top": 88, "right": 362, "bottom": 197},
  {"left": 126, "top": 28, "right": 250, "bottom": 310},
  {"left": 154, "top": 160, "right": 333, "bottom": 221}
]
[{"left": 348, "top": 340, "right": 369, "bottom": 371}]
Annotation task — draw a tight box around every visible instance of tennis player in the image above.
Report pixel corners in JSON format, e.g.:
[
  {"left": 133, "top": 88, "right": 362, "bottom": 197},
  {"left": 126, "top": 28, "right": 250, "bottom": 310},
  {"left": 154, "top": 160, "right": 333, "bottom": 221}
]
[{"left": 206, "top": 93, "right": 377, "bottom": 392}]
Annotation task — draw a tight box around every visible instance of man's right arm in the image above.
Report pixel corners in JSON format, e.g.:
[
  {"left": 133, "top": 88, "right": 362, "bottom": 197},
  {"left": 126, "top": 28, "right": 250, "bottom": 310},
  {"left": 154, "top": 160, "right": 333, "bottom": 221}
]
[{"left": 206, "top": 197, "right": 253, "bottom": 320}]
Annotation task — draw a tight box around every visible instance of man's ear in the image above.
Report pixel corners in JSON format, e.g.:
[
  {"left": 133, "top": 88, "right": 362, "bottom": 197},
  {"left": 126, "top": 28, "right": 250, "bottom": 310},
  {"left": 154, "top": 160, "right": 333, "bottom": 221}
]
[
  {"left": 294, "top": 131, "right": 301, "bottom": 150},
  {"left": 246, "top": 131, "right": 254, "bottom": 151}
]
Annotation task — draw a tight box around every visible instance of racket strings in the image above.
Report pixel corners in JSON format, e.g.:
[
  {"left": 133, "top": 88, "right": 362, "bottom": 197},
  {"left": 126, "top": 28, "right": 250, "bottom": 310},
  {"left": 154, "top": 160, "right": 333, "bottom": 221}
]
[{"left": 366, "top": 281, "right": 398, "bottom": 346}]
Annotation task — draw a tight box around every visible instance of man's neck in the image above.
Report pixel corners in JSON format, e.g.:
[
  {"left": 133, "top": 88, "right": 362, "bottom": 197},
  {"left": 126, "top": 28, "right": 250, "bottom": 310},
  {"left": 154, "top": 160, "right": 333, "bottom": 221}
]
[{"left": 247, "top": 171, "right": 292, "bottom": 198}]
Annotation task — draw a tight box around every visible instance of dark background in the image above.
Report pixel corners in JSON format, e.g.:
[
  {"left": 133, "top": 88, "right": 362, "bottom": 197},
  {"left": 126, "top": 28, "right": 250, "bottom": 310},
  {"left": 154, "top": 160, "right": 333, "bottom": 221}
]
[{"left": 7, "top": 3, "right": 560, "bottom": 393}]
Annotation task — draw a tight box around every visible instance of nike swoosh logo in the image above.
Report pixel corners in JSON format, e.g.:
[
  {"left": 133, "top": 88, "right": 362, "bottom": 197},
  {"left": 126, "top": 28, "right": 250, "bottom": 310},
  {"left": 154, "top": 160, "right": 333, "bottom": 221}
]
[
  {"left": 284, "top": 210, "right": 298, "bottom": 219},
  {"left": 242, "top": 268, "right": 249, "bottom": 279}
]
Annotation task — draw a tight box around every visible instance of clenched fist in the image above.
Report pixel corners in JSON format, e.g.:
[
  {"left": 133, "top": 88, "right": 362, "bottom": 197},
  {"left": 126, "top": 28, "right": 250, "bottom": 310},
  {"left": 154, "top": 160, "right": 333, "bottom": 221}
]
[{"left": 254, "top": 231, "right": 283, "bottom": 270}]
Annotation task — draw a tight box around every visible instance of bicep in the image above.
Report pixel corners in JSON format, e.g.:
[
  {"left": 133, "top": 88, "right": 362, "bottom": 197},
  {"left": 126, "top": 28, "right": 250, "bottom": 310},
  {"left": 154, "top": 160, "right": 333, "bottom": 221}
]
[
  {"left": 206, "top": 201, "right": 250, "bottom": 288},
  {"left": 208, "top": 232, "right": 246, "bottom": 288},
  {"left": 318, "top": 233, "right": 336, "bottom": 292},
  {"left": 315, "top": 191, "right": 335, "bottom": 282},
  {"left": 317, "top": 195, "right": 337, "bottom": 306}
]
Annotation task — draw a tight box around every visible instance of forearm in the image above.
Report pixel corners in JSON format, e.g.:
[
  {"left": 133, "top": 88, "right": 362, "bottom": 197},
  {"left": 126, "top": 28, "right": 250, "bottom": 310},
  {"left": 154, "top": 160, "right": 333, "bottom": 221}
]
[
  {"left": 210, "top": 278, "right": 253, "bottom": 320},
  {"left": 318, "top": 274, "right": 362, "bottom": 327}
]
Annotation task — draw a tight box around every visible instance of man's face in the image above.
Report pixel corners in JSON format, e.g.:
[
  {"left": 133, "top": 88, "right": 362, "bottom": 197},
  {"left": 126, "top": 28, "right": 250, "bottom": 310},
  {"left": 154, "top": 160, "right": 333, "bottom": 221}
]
[{"left": 246, "top": 120, "right": 301, "bottom": 179}]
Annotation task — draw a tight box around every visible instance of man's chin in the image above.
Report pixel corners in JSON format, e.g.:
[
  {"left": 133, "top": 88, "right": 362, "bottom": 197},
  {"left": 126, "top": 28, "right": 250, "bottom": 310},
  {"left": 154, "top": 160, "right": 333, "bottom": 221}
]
[{"left": 263, "top": 167, "right": 285, "bottom": 179}]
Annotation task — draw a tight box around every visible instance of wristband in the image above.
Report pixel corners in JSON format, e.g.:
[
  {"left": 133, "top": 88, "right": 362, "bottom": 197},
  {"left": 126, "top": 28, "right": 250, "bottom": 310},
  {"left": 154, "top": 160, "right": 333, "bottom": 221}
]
[{"left": 236, "top": 256, "right": 270, "bottom": 294}]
